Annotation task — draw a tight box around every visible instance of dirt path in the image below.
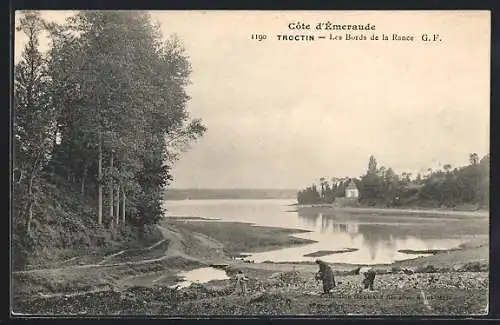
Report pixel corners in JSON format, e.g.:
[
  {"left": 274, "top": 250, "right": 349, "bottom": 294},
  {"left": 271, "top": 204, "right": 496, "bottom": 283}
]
[
  {"left": 35, "top": 285, "right": 114, "bottom": 299},
  {"left": 156, "top": 225, "right": 186, "bottom": 258},
  {"left": 97, "top": 250, "right": 127, "bottom": 265},
  {"left": 13, "top": 222, "right": 227, "bottom": 299},
  {"left": 145, "top": 239, "right": 168, "bottom": 251},
  {"left": 13, "top": 255, "right": 172, "bottom": 275}
]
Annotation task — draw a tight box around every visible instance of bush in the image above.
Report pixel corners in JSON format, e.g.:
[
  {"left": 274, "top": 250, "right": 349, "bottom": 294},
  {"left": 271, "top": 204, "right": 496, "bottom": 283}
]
[
  {"left": 460, "top": 262, "right": 488, "bottom": 272},
  {"left": 390, "top": 266, "right": 402, "bottom": 274},
  {"left": 415, "top": 264, "right": 438, "bottom": 273}
]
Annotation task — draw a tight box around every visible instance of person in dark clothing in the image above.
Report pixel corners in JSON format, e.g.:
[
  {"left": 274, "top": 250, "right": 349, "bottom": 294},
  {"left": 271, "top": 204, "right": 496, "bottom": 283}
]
[
  {"left": 361, "top": 268, "right": 376, "bottom": 291},
  {"left": 315, "top": 259, "right": 336, "bottom": 294}
]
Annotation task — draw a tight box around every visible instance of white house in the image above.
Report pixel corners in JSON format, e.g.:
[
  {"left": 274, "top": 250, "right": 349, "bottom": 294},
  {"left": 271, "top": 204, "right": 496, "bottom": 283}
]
[{"left": 345, "top": 180, "right": 359, "bottom": 199}]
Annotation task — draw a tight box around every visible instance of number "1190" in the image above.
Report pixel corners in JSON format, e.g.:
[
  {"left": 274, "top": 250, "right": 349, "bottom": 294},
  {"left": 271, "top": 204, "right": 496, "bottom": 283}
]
[{"left": 251, "top": 34, "right": 267, "bottom": 41}]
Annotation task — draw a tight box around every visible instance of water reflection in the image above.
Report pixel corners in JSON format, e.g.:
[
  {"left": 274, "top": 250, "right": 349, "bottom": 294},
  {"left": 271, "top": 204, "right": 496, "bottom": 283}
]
[
  {"left": 302, "top": 212, "right": 321, "bottom": 229},
  {"left": 248, "top": 208, "right": 472, "bottom": 264},
  {"left": 164, "top": 200, "right": 486, "bottom": 265}
]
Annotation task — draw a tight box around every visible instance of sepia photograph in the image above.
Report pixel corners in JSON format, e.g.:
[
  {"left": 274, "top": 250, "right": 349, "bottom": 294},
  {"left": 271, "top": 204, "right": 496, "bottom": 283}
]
[{"left": 11, "top": 10, "right": 490, "bottom": 316}]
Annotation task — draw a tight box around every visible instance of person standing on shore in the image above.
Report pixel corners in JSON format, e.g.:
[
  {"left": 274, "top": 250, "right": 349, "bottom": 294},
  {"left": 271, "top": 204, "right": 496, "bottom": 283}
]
[
  {"left": 315, "top": 259, "right": 336, "bottom": 294},
  {"left": 234, "top": 270, "right": 249, "bottom": 296}
]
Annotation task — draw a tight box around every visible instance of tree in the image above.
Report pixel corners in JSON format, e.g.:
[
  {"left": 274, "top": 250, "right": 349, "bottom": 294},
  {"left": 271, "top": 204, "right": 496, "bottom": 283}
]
[
  {"left": 383, "top": 167, "right": 399, "bottom": 203},
  {"left": 367, "top": 155, "right": 377, "bottom": 176},
  {"left": 297, "top": 184, "right": 321, "bottom": 204},
  {"left": 319, "top": 177, "right": 326, "bottom": 200},
  {"left": 13, "top": 11, "right": 209, "bottom": 270},
  {"left": 335, "top": 178, "right": 350, "bottom": 197},
  {"left": 14, "top": 11, "right": 58, "bottom": 235},
  {"left": 415, "top": 173, "right": 423, "bottom": 184},
  {"left": 330, "top": 177, "right": 339, "bottom": 197},
  {"left": 477, "top": 154, "right": 489, "bottom": 207},
  {"left": 40, "top": 11, "right": 206, "bottom": 230},
  {"left": 44, "top": 15, "right": 111, "bottom": 225},
  {"left": 360, "top": 155, "right": 383, "bottom": 202},
  {"left": 377, "top": 166, "right": 386, "bottom": 179},
  {"left": 469, "top": 153, "right": 479, "bottom": 166}
]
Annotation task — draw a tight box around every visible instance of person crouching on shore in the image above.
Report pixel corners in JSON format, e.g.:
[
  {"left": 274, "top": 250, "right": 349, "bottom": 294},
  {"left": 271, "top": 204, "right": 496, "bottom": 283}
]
[
  {"left": 315, "top": 259, "right": 336, "bottom": 294},
  {"left": 360, "top": 267, "right": 376, "bottom": 291}
]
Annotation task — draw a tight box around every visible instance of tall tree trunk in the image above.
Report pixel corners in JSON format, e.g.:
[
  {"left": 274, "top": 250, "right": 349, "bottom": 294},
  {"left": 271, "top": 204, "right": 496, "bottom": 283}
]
[
  {"left": 53, "top": 127, "right": 57, "bottom": 149},
  {"left": 109, "top": 152, "right": 114, "bottom": 221},
  {"left": 66, "top": 143, "right": 72, "bottom": 182},
  {"left": 122, "top": 189, "right": 126, "bottom": 224},
  {"left": 50, "top": 164, "right": 55, "bottom": 183},
  {"left": 97, "top": 132, "right": 102, "bottom": 225},
  {"left": 116, "top": 184, "right": 120, "bottom": 225},
  {"left": 24, "top": 175, "right": 34, "bottom": 235},
  {"left": 49, "top": 128, "right": 56, "bottom": 182},
  {"left": 14, "top": 168, "right": 23, "bottom": 184},
  {"left": 80, "top": 163, "right": 88, "bottom": 197}
]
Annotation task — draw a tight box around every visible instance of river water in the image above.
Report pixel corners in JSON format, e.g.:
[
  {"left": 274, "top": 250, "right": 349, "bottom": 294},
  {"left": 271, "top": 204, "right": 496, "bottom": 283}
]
[
  {"left": 169, "top": 267, "right": 230, "bottom": 289},
  {"left": 163, "top": 199, "right": 488, "bottom": 265}
]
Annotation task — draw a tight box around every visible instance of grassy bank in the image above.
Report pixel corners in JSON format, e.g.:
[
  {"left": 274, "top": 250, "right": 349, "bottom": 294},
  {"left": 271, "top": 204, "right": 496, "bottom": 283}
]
[
  {"left": 15, "top": 224, "right": 165, "bottom": 271},
  {"left": 165, "top": 219, "right": 316, "bottom": 256},
  {"left": 13, "top": 174, "right": 165, "bottom": 271}
]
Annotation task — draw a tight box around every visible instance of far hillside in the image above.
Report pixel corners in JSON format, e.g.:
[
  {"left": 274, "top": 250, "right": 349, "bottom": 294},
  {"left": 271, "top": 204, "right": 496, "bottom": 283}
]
[{"left": 164, "top": 189, "right": 298, "bottom": 200}]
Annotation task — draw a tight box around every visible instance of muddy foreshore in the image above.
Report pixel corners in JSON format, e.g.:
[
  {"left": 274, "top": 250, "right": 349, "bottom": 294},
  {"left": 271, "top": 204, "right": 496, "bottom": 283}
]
[
  {"left": 12, "top": 211, "right": 489, "bottom": 316},
  {"left": 13, "top": 268, "right": 489, "bottom": 316}
]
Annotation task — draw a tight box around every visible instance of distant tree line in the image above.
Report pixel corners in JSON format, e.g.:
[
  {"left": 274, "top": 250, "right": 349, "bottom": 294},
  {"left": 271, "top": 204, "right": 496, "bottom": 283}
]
[
  {"left": 297, "top": 177, "right": 353, "bottom": 205},
  {"left": 13, "top": 11, "right": 206, "bottom": 246},
  {"left": 297, "top": 153, "right": 489, "bottom": 209}
]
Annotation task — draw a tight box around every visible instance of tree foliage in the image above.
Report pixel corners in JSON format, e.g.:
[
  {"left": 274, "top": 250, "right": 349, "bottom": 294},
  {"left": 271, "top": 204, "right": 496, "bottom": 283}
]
[
  {"left": 13, "top": 11, "right": 206, "bottom": 241},
  {"left": 297, "top": 153, "right": 489, "bottom": 209},
  {"left": 14, "top": 11, "right": 59, "bottom": 235}
]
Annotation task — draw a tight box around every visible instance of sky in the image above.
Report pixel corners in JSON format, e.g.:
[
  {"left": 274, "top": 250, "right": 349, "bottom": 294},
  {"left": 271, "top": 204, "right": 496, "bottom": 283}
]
[{"left": 14, "top": 11, "right": 490, "bottom": 189}]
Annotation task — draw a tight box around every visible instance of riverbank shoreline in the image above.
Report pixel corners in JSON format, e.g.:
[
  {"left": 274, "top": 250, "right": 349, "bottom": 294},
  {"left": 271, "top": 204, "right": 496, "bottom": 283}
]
[
  {"left": 291, "top": 204, "right": 489, "bottom": 217},
  {"left": 12, "top": 213, "right": 489, "bottom": 315},
  {"left": 164, "top": 211, "right": 488, "bottom": 269},
  {"left": 14, "top": 212, "right": 489, "bottom": 276}
]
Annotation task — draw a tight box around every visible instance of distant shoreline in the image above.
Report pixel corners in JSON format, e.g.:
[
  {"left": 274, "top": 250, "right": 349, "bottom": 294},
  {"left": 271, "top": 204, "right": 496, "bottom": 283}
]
[
  {"left": 165, "top": 197, "right": 297, "bottom": 201},
  {"left": 164, "top": 198, "right": 489, "bottom": 217},
  {"left": 164, "top": 188, "right": 298, "bottom": 201},
  {"left": 291, "top": 204, "right": 489, "bottom": 217}
]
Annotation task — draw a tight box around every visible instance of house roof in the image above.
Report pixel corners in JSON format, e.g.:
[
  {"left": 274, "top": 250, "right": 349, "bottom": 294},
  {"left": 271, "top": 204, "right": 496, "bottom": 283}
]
[{"left": 346, "top": 180, "right": 358, "bottom": 190}]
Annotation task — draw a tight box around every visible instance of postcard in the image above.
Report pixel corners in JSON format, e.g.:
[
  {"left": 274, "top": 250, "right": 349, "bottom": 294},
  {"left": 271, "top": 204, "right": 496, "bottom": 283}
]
[{"left": 12, "top": 10, "right": 490, "bottom": 316}]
